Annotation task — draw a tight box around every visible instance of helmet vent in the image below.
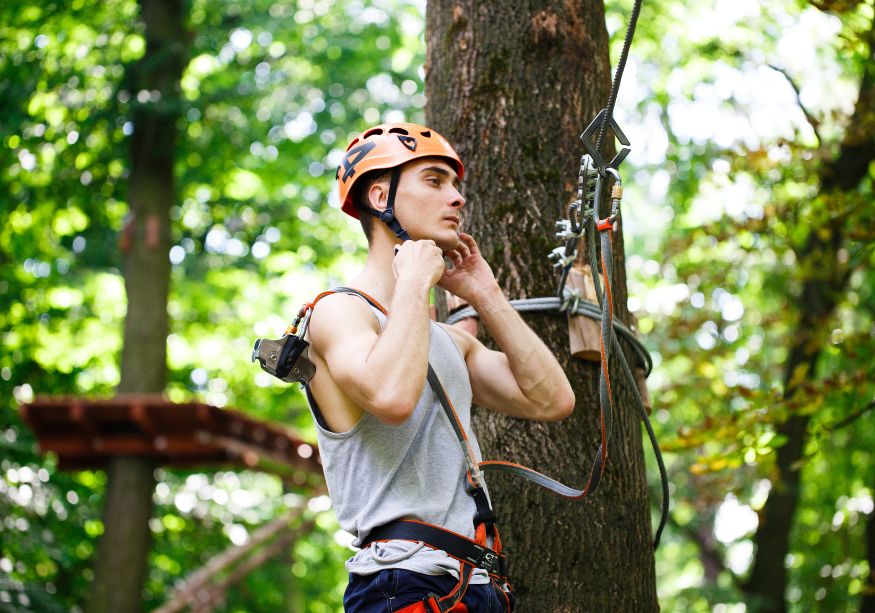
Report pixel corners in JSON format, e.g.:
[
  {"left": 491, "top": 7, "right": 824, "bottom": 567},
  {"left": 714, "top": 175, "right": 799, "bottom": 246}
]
[
  {"left": 363, "top": 128, "right": 384, "bottom": 139},
  {"left": 420, "top": 130, "right": 431, "bottom": 137},
  {"left": 387, "top": 127, "right": 409, "bottom": 135}
]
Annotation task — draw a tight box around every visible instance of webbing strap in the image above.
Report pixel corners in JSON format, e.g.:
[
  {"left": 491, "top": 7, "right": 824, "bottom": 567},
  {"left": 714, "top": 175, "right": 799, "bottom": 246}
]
[
  {"left": 426, "top": 361, "right": 606, "bottom": 499},
  {"left": 362, "top": 518, "right": 506, "bottom": 611},
  {"left": 436, "top": 562, "right": 474, "bottom": 611},
  {"left": 444, "top": 296, "right": 652, "bottom": 376},
  {"left": 426, "top": 365, "right": 484, "bottom": 486},
  {"left": 361, "top": 167, "right": 410, "bottom": 240},
  {"left": 361, "top": 519, "right": 506, "bottom": 577}
]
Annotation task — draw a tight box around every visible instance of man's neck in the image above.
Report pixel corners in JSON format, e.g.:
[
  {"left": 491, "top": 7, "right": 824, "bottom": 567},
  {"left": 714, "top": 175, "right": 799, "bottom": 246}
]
[{"left": 347, "top": 231, "right": 403, "bottom": 309}]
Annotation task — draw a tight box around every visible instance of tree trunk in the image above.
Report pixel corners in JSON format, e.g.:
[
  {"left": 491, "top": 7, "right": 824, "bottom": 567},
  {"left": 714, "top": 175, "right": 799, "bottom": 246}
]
[
  {"left": 425, "top": 2, "right": 658, "bottom": 610},
  {"left": 743, "top": 19, "right": 875, "bottom": 613},
  {"left": 87, "top": 1, "right": 188, "bottom": 612}
]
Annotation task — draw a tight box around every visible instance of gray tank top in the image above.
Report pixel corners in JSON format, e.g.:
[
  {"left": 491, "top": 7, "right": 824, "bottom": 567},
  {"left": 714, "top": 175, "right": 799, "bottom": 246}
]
[{"left": 306, "top": 297, "right": 490, "bottom": 583}]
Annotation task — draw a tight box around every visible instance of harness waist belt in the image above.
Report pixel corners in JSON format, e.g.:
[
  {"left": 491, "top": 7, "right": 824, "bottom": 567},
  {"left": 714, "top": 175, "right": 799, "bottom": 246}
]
[{"left": 361, "top": 520, "right": 506, "bottom": 577}]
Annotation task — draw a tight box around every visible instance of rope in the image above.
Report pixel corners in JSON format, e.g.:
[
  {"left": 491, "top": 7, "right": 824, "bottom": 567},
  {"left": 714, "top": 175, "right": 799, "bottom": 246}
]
[
  {"left": 584, "top": 0, "right": 668, "bottom": 545},
  {"left": 445, "top": 295, "right": 652, "bottom": 376},
  {"left": 583, "top": 210, "right": 669, "bottom": 547},
  {"left": 594, "top": 0, "right": 644, "bottom": 156}
]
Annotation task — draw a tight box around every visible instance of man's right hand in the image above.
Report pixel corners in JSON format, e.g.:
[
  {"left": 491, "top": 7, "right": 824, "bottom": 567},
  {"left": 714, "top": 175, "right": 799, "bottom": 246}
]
[{"left": 392, "top": 239, "right": 445, "bottom": 289}]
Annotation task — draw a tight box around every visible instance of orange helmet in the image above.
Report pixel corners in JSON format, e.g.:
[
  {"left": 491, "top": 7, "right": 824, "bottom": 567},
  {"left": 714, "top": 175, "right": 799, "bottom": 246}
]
[{"left": 336, "top": 122, "right": 464, "bottom": 220}]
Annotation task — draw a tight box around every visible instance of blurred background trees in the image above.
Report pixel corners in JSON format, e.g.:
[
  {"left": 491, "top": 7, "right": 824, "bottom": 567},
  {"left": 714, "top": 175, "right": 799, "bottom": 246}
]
[
  {"left": 2, "top": 1, "right": 426, "bottom": 610},
  {"left": 1, "top": 0, "right": 873, "bottom": 611}
]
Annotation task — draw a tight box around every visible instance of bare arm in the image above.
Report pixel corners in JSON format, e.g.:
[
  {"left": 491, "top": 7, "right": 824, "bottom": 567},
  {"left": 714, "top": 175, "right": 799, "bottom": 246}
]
[
  {"left": 440, "top": 234, "right": 574, "bottom": 421},
  {"left": 308, "top": 241, "right": 445, "bottom": 425}
]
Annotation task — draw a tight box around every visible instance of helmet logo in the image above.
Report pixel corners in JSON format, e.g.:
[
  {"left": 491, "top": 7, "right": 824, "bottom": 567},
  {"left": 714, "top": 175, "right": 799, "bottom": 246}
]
[
  {"left": 397, "top": 134, "right": 417, "bottom": 151},
  {"left": 339, "top": 141, "right": 377, "bottom": 183}
]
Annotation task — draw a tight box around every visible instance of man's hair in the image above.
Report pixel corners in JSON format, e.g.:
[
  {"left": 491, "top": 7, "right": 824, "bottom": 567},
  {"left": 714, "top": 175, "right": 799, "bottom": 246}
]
[{"left": 352, "top": 167, "right": 392, "bottom": 242}]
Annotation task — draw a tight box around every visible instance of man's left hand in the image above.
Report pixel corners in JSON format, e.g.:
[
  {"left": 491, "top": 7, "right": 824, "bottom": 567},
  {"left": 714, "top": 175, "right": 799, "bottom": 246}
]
[{"left": 438, "top": 233, "right": 501, "bottom": 306}]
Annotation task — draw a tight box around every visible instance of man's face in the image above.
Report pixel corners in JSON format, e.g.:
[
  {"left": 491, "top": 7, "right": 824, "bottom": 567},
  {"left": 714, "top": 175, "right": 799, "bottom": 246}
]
[{"left": 393, "top": 157, "right": 465, "bottom": 251}]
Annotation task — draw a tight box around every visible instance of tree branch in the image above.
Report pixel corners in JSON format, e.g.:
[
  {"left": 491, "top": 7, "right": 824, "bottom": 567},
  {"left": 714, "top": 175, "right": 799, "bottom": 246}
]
[
  {"left": 767, "top": 63, "right": 822, "bottom": 144},
  {"left": 828, "top": 400, "right": 875, "bottom": 431},
  {"left": 155, "top": 506, "right": 307, "bottom": 613}
]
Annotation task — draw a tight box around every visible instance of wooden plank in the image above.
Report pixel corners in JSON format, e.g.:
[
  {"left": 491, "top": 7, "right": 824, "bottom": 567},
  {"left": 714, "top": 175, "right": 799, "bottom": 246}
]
[
  {"left": 567, "top": 264, "right": 602, "bottom": 362},
  {"left": 20, "top": 397, "right": 323, "bottom": 474}
]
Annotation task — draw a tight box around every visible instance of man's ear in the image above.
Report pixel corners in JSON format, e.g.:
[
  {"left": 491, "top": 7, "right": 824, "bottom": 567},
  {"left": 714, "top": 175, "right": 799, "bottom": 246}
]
[{"left": 367, "top": 179, "right": 389, "bottom": 213}]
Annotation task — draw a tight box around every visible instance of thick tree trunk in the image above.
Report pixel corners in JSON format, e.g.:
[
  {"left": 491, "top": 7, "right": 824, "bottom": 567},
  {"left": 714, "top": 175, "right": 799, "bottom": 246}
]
[
  {"left": 87, "top": 1, "right": 188, "bottom": 612},
  {"left": 425, "top": 2, "right": 657, "bottom": 610},
  {"left": 743, "top": 20, "right": 874, "bottom": 613}
]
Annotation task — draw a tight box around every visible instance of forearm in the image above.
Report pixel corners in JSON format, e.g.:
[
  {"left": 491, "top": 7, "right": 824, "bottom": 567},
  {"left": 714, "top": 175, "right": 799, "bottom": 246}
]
[
  {"left": 361, "top": 277, "right": 432, "bottom": 413},
  {"left": 472, "top": 285, "right": 572, "bottom": 411}
]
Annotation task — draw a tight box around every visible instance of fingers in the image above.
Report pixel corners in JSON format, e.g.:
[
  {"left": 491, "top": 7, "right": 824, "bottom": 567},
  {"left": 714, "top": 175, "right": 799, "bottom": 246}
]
[
  {"left": 445, "top": 234, "right": 473, "bottom": 263},
  {"left": 458, "top": 232, "right": 478, "bottom": 253},
  {"left": 393, "top": 239, "right": 446, "bottom": 286},
  {"left": 396, "top": 239, "right": 438, "bottom": 258},
  {"left": 446, "top": 250, "right": 464, "bottom": 266}
]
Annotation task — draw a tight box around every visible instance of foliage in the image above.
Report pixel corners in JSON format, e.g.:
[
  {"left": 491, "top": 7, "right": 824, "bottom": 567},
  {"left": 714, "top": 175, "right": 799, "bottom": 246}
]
[
  {"left": 2, "top": 0, "right": 873, "bottom": 611},
  {"left": 2, "top": 0, "right": 426, "bottom": 610},
  {"left": 611, "top": 0, "right": 875, "bottom": 609}
]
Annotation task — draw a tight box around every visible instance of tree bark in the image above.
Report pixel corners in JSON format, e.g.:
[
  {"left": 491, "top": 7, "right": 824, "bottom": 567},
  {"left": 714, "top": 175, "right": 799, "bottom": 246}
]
[
  {"left": 87, "top": 1, "right": 188, "bottom": 612},
  {"left": 426, "top": 2, "right": 657, "bottom": 610},
  {"left": 743, "top": 18, "right": 875, "bottom": 613}
]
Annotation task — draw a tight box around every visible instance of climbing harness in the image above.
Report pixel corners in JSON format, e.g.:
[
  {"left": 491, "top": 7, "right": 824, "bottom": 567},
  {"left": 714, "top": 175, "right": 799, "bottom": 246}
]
[{"left": 255, "top": 287, "right": 513, "bottom": 611}]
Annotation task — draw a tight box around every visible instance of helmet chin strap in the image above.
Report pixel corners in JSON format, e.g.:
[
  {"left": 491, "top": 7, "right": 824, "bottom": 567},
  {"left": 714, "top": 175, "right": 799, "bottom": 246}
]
[{"left": 366, "top": 167, "right": 410, "bottom": 241}]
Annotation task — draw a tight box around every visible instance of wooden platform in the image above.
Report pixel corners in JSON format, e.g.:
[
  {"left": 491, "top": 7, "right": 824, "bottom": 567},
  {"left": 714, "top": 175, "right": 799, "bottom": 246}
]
[{"left": 20, "top": 395, "right": 323, "bottom": 479}]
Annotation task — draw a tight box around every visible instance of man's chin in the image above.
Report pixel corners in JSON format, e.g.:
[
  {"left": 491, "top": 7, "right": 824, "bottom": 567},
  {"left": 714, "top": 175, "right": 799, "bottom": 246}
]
[
  {"left": 437, "top": 233, "right": 462, "bottom": 253},
  {"left": 406, "top": 228, "right": 461, "bottom": 251}
]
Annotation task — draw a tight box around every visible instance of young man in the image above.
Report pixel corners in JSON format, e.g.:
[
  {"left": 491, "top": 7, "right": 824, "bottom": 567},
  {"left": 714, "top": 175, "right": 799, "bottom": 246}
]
[{"left": 306, "top": 123, "right": 574, "bottom": 612}]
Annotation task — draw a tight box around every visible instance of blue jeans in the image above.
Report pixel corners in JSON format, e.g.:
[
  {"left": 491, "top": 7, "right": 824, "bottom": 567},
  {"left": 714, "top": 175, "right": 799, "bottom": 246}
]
[{"left": 343, "top": 568, "right": 507, "bottom": 612}]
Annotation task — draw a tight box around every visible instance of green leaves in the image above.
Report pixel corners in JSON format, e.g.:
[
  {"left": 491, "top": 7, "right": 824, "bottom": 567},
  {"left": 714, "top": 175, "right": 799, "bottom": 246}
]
[
  {"left": 612, "top": 0, "right": 875, "bottom": 609},
  {"left": 3, "top": 0, "right": 871, "bottom": 610},
  {"left": 2, "top": 0, "right": 427, "bottom": 609}
]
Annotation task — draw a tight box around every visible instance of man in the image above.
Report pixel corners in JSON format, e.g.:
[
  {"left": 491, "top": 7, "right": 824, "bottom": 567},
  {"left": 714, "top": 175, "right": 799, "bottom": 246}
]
[{"left": 306, "top": 123, "right": 574, "bottom": 611}]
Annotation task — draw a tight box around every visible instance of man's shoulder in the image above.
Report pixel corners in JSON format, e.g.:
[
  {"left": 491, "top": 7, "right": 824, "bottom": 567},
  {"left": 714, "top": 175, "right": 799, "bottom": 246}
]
[{"left": 308, "top": 291, "right": 381, "bottom": 344}]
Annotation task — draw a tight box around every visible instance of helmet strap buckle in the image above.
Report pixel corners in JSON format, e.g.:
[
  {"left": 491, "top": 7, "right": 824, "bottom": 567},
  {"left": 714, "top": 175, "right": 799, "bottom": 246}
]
[
  {"left": 380, "top": 209, "right": 395, "bottom": 224},
  {"left": 362, "top": 167, "right": 411, "bottom": 241},
  {"left": 381, "top": 167, "right": 409, "bottom": 241}
]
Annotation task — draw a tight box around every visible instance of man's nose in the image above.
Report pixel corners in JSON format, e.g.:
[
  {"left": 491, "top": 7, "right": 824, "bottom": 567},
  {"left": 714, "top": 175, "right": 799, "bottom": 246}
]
[{"left": 449, "top": 186, "right": 465, "bottom": 208}]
